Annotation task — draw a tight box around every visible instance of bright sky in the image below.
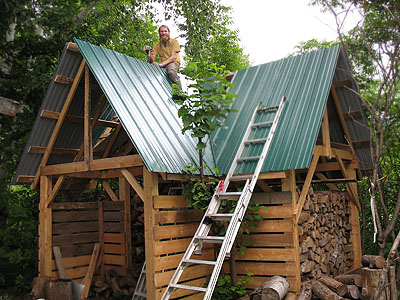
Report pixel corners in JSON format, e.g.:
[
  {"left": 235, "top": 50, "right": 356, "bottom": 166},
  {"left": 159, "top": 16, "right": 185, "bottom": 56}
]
[{"left": 161, "top": 0, "right": 359, "bottom": 66}]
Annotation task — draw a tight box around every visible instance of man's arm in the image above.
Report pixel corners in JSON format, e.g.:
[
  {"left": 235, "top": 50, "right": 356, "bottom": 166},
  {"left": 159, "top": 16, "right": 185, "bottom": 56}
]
[
  {"left": 158, "top": 52, "right": 178, "bottom": 67},
  {"left": 149, "top": 54, "right": 156, "bottom": 64}
]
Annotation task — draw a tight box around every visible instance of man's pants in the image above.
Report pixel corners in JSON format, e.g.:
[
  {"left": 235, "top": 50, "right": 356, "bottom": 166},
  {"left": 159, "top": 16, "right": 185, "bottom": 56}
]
[{"left": 165, "top": 62, "right": 182, "bottom": 90}]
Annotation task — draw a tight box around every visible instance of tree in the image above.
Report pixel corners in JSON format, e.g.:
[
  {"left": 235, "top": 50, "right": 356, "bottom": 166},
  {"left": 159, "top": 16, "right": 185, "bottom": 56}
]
[
  {"left": 311, "top": 0, "right": 400, "bottom": 287},
  {"left": 161, "top": 0, "right": 250, "bottom": 71}
]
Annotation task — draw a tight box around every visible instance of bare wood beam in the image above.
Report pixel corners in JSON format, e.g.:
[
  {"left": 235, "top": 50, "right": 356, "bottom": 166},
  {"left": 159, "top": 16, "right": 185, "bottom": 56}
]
[
  {"left": 40, "top": 110, "right": 119, "bottom": 128},
  {"left": 54, "top": 75, "right": 74, "bottom": 85},
  {"left": 330, "top": 84, "right": 354, "bottom": 150},
  {"left": 257, "top": 179, "right": 274, "bottom": 192},
  {"left": 67, "top": 42, "right": 79, "bottom": 53},
  {"left": 102, "top": 180, "right": 119, "bottom": 201},
  {"left": 84, "top": 64, "right": 91, "bottom": 163},
  {"left": 32, "top": 59, "right": 86, "bottom": 189},
  {"left": 322, "top": 104, "right": 331, "bottom": 158},
  {"left": 295, "top": 146, "right": 321, "bottom": 223},
  {"left": 39, "top": 176, "right": 52, "bottom": 276},
  {"left": 103, "top": 123, "right": 122, "bottom": 158},
  {"left": 41, "top": 154, "right": 143, "bottom": 176},
  {"left": 28, "top": 146, "right": 103, "bottom": 156},
  {"left": 63, "top": 167, "right": 142, "bottom": 179},
  {"left": 121, "top": 168, "right": 145, "bottom": 202},
  {"left": 343, "top": 110, "right": 362, "bottom": 120},
  {"left": 16, "top": 175, "right": 34, "bottom": 183},
  {"left": 332, "top": 79, "right": 351, "bottom": 88},
  {"left": 315, "top": 173, "right": 340, "bottom": 191},
  {"left": 45, "top": 175, "right": 65, "bottom": 208},
  {"left": 297, "top": 160, "right": 359, "bottom": 173},
  {"left": 352, "top": 140, "right": 370, "bottom": 148}
]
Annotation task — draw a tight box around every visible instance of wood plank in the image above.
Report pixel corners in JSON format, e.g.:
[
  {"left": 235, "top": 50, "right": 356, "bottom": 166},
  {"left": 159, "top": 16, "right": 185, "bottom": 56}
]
[
  {"left": 81, "top": 243, "right": 100, "bottom": 299},
  {"left": 53, "top": 246, "right": 67, "bottom": 279},
  {"left": 121, "top": 168, "right": 144, "bottom": 202},
  {"left": 154, "top": 195, "right": 187, "bottom": 209},
  {"left": 51, "top": 255, "right": 91, "bottom": 269},
  {"left": 104, "top": 233, "right": 125, "bottom": 243},
  {"left": 224, "top": 261, "right": 297, "bottom": 277},
  {"left": 104, "top": 243, "right": 125, "bottom": 255},
  {"left": 54, "top": 75, "right": 74, "bottom": 85},
  {"left": 239, "top": 233, "right": 294, "bottom": 247},
  {"left": 102, "top": 180, "right": 119, "bottom": 201},
  {"left": 103, "top": 122, "right": 122, "bottom": 158},
  {"left": 39, "top": 176, "right": 52, "bottom": 276},
  {"left": 53, "top": 221, "right": 98, "bottom": 234},
  {"left": 343, "top": 110, "right": 362, "bottom": 120},
  {"left": 40, "top": 109, "right": 119, "bottom": 128},
  {"left": 41, "top": 154, "right": 144, "bottom": 175},
  {"left": 155, "top": 210, "right": 203, "bottom": 225},
  {"left": 32, "top": 59, "right": 86, "bottom": 189},
  {"left": 104, "top": 254, "right": 125, "bottom": 265},
  {"left": 120, "top": 176, "right": 131, "bottom": 270},
  {"left": 53, "top": 210, "right": 98, "bottom": 222},
  {"left": 251, "top": 192, "right": 292, "bottom": 204},
  {"left": 154, "top": 223, "right": 198, "bottom": 240},
  {"left": 98, "top": 201, "right": 105, "bottom": 280},
  {"left": 156, "top": 277, "right": 209, "bottom": 300},
  {"left": 15, "top": 175, "right": 34, "bottom": 183},
  {"left": 235, "top": 248, "right": 296, "bottom": 261},
  {"left": 52, "top": 232, "right": 99, "bottom": 245},
  {"left": 315, "top": 173, "right": 340, "bottom": 191},
  {"left": 53, "top": 202, "right": 97, "bottom": 210},
  {"left": 247, "top": 219, "right": 293, "bottom": 233},
  {"left": 333, "top": 78, "right": 351, "bottom": 88},
  {"left": 154, "top": 264, "right": 213, "bottom": 288},
  {"left": 58, "top": 244, "right": 97, "bottom": 258},
  {"left": 84, "top": 64, "right": 91, "bottom": 164},
  {"left": 295, "top": 146, "right": 321, "bottom": 223},
  {"left": 153, "top": 238, "right": 213, "bottom": 256},
  {"left": 256, "top": 204, "right": 293, "bottom": 218},
  {"left": 45, "top": 175, "right": 65, "bottom": 208},
  {"left": 103, "top": 211, "right": 123, "bottom": 222},
  {"left": 322, "top": 105, "right": 331, "bottom": 158}
]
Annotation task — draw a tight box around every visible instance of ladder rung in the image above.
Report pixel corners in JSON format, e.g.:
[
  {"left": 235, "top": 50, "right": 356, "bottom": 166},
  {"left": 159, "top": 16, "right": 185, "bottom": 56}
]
[
  {"left": 257, "top": 105, "right": 279, "bottom": 112},
  {"left": 237, "top": 156, "right": 260, "bottom": 162},
  {"left": 230, "top": 174, "right": 253, "bottom": 181},
  {"left": 195, "top": 236, "right": 225, "bottom": 243},
  {"left": 244, "top": 138, "right": 268, "bottom": 144},
  {"left": 206, "top": 213, "right": 234, "bottom": 221},
  {"left": 183, "top": 259, "right": 216, "bottom": 266},
  {"left": 169, "top": 283, "right": 207, "bottom": 293},
  {"left": 215, "top": 192, "right": 242, "bottom": 199},
  {"left": 252, "top": 121, "right": 273, "bottom": 128}
]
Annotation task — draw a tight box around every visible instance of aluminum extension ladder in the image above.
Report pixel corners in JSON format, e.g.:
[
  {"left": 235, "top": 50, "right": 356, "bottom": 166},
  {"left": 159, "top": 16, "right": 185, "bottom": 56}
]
[{"left": 161, "top": 96, "right": 287, "bottom": 300}]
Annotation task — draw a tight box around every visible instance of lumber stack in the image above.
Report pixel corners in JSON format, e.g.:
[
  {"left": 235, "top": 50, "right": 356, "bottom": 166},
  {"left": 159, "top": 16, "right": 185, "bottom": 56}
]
[{"left": 298, "top": 190, "right": 353, "bottom": 281}]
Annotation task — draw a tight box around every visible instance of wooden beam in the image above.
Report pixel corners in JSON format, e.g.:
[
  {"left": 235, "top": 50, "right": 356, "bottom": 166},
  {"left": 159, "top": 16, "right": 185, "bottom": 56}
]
[
  {"left": 53, "top": 246, "right": 67, "bottom": 279},
  {"left": 80, "top": 243, "right": 100, "bottom": 300},
  {"left": 101, "top": 180, "right": 119, "bottom": 201},
  {"left": 62, "top": 167, "right": 142, "bottom": 179},
  {"left": 32, "top": 59, "right": 86, "bottom": 189},
  {"left": 333, "top": 78, "right": 351, "bottom": 88},
  {"left": 144, "top": 167, "right": 158, "bottom": 300},
  {"left": 16, "top": 175, "right": 34, "bottom": 183},
  {"left": 315, "top": 173, "right": 340, "bottom": 191},
  {"left": 45, "top": 175, "right": 65, "bottom": 208},
  {"left": 41, "top": 154, "right": 143, "bottom": 175},
  {"left": 120, "top": 176, "right": 132, "bottom": 270},
  {"left": 54, "top": 75, "right": 74, "bottom": 85},
  {"left": 84, "top": 64, "right": 91, "bottom": 163},
  {"left": 349, "top": 201, "right": 362, "bottom": 269},
  {"left": 330, "top": 84, "right": 354, "bottom": 150},
  {"left": 121, "top": 168, "right": 145, "bottom": 202},
  {"left": 67, "top": 42, "right": 79, "bottom": 53},
  {"left": 103, "top": 123, "right": 122, "bottom": 158},
  {"left": 295, "top": 146, "right": 321, "bottom": 223},
  {"left": 98, "top": 201, "right": 105, "bottom": 281},
  {"left": 40, "top": 110, "right": 119, "bottom": 128},
  {"left": 322, "top": 105, "right": 331, "bottom": 159},
  {"left": 343, "top": 110, "right": 362, "bottom": 120},
  {"left": 257, "top": 180, "right": 274, "bottom": 192},
  {"left": 39, "top": 176, "right": 52, "bottom": 276}
]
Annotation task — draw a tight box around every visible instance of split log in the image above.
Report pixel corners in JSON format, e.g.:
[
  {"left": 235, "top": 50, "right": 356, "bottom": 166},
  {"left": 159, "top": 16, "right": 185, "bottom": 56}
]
[
  {"left": 31, "top": 277, "right": 50, "bottom": 299},
  {"left": 297, "top": 283, "right": 312, "bottom": 300},
  {"left": 319, "top": 276, "right": 348, "bottom": 296},
  {"left": 46, "top": 279, "right": 73, "bottom": 300},
  {"left": 261, "top": 276, "right": 289, "bottom": 300},
  {"left": 345, "top": 285, "right": 360, "bottom": 299},
  {"left": 311, "top": 281, "right": 341, "bottom": 300},
  {"left": 334, "top": 274, "right": 362, "bottom": 287},
  {"left": 361, "top": 255, "right": 385, "bottom": 269}
]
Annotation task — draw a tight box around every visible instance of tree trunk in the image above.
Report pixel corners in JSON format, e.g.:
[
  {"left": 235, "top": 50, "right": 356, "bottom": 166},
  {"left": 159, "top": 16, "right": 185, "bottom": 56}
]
[{"left": 261, "top": 276, "right": 289, "bottom": 300}]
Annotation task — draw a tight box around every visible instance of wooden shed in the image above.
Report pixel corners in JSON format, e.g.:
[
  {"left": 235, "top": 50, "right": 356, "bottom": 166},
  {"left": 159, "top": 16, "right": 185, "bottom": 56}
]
[{"left": 14, "top": 40, "right": 371, "bottom": 299}]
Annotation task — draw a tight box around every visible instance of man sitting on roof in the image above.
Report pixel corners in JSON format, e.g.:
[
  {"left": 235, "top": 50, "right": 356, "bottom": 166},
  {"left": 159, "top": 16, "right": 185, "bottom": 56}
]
[{"left": 150, "top": 25, "right": 182, "bottom": 90}]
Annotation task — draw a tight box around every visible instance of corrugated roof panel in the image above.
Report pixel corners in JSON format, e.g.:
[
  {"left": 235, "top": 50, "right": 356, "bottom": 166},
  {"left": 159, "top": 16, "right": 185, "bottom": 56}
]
[
  {"left": 212, "top": 46, "right": 341, "bottom": 174},
  {"left": 75, "top": 39, "right": 215, "bottom": 174}
]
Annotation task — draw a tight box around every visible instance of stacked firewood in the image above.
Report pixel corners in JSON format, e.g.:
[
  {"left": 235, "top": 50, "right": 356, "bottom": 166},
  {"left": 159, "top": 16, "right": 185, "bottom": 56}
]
[
  {"left": 298, "top": 189, "right": 353, "bottom": 281},
  {"left": 93, "top": 269, "right": 138, "bottom": 298}
]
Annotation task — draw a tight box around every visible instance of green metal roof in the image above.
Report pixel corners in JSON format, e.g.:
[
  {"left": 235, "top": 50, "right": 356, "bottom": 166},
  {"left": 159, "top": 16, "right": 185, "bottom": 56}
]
[
  {"left": 212, "top": 45, "right": 341, "bottom": 174},
  {"left": 75, "top": 38, "right": 216, "bottom": 174}
]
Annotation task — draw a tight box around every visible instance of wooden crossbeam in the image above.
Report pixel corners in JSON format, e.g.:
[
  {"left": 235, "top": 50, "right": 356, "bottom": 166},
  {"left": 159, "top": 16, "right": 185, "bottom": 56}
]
[
  {"left": 295, "top": 146, "right": 321, "bottom": 223},
  {"left": 343, "top": 110, "right": 362, "bottom": 120},
  {"left": 84, "top": 64, "right": 91, "bottom": 163},
  {"left": 45, "top": 175, "right": 65, "bottom": 208},
  {"left": 322, "top": 104, "right": 331, "bottom": 158},
  {"left": 54, "top": 75, "right": 74, "bottom": 85},
  {"left": 32, "top": 59, "right": 86, "bottom": 189},
  {"left": 101, "top": 180, "right": 119, "bottom": 201},
  {"left": 315, "top": 173, "right": 340, "bottom": 191},
  {"left": 40, "top": 110, "right": 119, "bottom": 128},
  {"left": 121, "top": 168, "right": 145, "bottom": 202},
  {"left": 332, "top": 78, "right": 352, "bottom": 88}
]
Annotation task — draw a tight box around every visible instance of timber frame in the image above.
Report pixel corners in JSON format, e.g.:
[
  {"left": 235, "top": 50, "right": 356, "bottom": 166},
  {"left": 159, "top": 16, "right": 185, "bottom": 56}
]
[{"left": 27, "top": 42, "right": 364, "bottom": 299}]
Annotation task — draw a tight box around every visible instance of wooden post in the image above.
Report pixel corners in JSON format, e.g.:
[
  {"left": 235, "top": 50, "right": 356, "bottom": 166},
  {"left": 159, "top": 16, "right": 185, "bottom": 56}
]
[
  {"left": 120, "top": 176, "right": 132, "bottom": 271},
  {"left": 39, "top": 175, "right": 52, "bottom": 276},
  {"left": 98, "top": 201, "right": 105, "bottom": 280},
  {"left": 143, "top": 167, "right": 158, "bottom": 300},
  {"left": 349, "top": 200, "right": 362, "bottom": 269},
  {"left": 282, "top": 170, "right": 301, "bottom": 294}
]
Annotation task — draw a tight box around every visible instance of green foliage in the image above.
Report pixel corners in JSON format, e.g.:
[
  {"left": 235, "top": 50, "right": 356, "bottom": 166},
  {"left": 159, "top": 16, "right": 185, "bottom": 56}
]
[
  {"left": 0, "top": 184, "right": 38, "bottom": 295},
  {"left": 162, "top": 0, "right": 251, "bottom": 71},
  {"left": 211, "top": 272, "right": 252, "bottom": 300}
]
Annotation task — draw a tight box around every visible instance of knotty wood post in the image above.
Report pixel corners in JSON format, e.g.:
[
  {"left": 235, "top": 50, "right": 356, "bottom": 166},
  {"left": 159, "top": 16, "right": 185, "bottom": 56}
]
[
  {"left": 39, "top": 175, "right": 52, "bottom": 276},
  {"left": 120, "top": 176, "right": 132, "bottom": 271},
  {"left": 282, "top": 170, "right": 301, "bottom": 294},
  {"left": 143, "top": 168, "right": 158, "bottom": 300}
]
